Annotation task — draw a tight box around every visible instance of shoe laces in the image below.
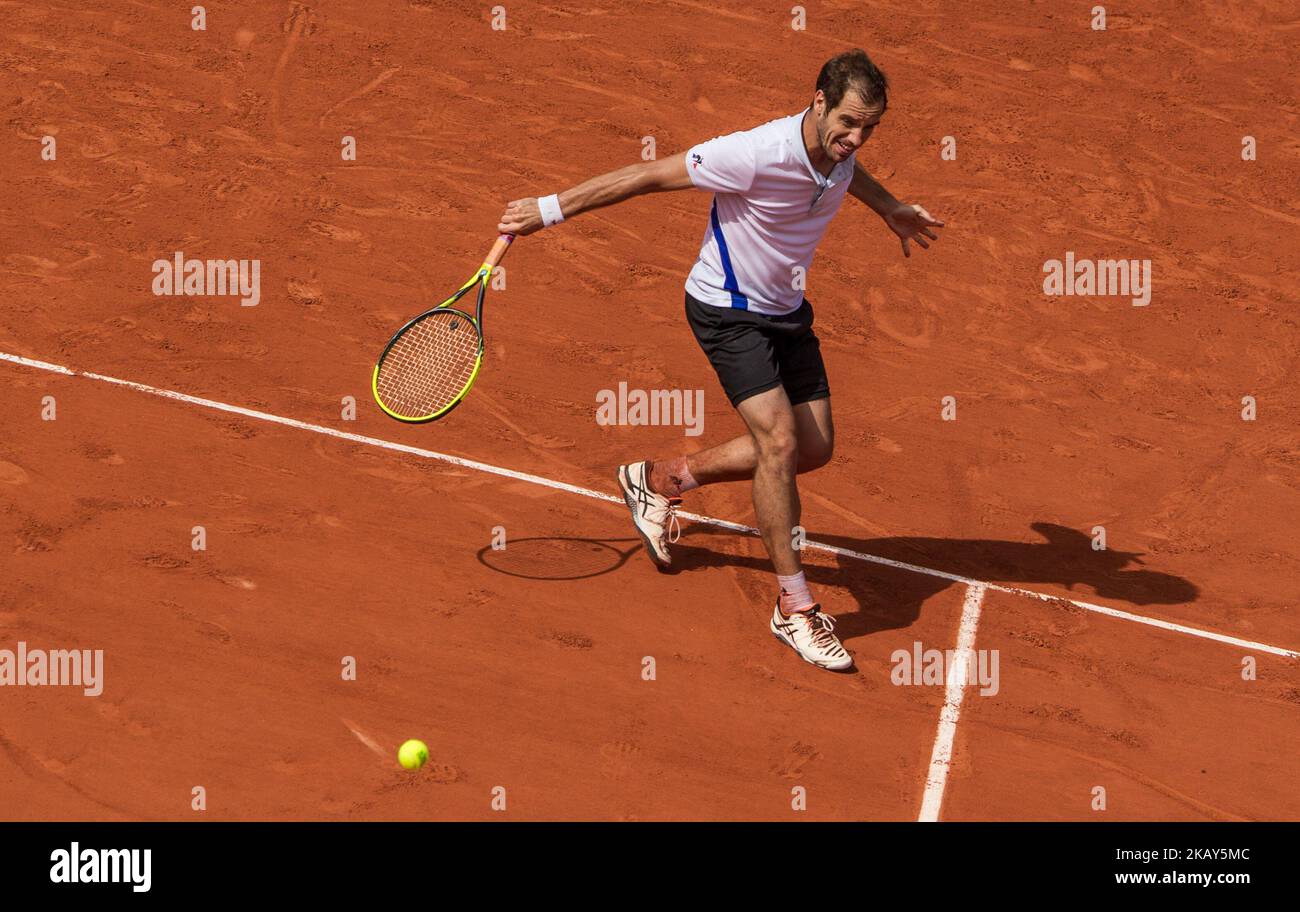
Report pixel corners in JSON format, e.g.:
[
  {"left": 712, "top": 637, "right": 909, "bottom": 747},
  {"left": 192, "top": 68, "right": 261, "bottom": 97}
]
[
  {"left": 636, "top": 469, "right": 682, "bottom": 544},
  {"left": 664, "top": 498, "right": 682, "bottom": 544},
  {"left": 802, "top": 609, "right": 837, "bottom": 648},
  {"left": 642, "top": 496, "right": 680, "bottom": 544}
]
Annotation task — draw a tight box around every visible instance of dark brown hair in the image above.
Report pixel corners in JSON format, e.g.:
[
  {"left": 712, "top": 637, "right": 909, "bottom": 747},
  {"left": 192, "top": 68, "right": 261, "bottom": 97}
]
[{"left": 815, "top": 48, "right": 888, "bottom": 112}]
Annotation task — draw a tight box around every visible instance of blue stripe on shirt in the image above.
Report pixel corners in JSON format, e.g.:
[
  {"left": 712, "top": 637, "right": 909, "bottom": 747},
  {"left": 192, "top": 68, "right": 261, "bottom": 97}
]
[{"left": 710, "top": 199, "right": 749, "bottom": 310}]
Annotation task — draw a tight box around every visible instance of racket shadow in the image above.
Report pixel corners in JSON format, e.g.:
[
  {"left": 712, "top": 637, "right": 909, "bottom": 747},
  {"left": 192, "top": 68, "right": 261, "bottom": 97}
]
[{"left": 476, "top": 536, "right": 643, "bottom": 581}]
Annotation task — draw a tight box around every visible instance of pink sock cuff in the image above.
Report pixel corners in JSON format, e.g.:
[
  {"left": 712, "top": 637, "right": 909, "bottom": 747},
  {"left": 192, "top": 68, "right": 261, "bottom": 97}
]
[{"left": 777, "top": 571, "right": 815, "bottom": 613}]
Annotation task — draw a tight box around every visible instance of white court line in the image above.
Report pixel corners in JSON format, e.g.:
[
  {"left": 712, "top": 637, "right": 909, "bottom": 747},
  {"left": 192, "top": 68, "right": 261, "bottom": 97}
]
[
  {"left": 918, "top": 583, "right": 986, "bottom": 822},
  {"left": 2, "top": 349, "right": 1297, "bottom": 661}
]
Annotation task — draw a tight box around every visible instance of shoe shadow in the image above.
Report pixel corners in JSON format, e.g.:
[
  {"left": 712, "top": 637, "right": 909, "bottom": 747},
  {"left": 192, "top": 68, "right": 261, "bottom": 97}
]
[{"left": 664, "top": 522, "right": 1200, "bottom": 644}]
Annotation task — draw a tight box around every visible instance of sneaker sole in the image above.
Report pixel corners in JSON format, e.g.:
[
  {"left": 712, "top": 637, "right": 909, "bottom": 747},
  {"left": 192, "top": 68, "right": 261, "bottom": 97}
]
[{"left": 616, "top": 465, "right": 671, "bottom": 572}]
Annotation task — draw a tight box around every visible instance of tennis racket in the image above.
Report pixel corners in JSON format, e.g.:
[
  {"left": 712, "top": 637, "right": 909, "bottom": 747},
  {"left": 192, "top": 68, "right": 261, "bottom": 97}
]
[{"left": 372, "top": 233, "right": 514, "bottom": 422}]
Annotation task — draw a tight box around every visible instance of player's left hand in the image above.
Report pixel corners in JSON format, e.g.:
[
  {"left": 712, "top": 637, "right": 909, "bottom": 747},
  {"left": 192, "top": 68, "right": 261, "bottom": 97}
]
[{"left": 884, "top": 203, "right": 944, "bottom": 258}]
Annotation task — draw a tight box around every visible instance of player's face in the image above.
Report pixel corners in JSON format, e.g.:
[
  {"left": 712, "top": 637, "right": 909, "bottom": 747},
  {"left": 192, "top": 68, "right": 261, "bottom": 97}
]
[{"left": 817, "top": 90, "right": 883, "bottom": 162}]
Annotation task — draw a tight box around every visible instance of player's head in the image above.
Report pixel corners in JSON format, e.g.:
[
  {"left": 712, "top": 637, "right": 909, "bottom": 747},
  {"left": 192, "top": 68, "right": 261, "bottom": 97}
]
[{"left": 811, "top": 49, "right": 888, "bottom": 163}]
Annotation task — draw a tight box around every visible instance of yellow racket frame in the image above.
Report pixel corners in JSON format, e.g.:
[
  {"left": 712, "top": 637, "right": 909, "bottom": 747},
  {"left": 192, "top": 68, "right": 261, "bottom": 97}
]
[{"left": 371, "top": 234, "right": 513, "bottom": 423}]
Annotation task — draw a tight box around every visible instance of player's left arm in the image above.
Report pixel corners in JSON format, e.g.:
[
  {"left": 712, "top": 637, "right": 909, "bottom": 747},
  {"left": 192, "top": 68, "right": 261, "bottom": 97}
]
[{"left": 849, "top": 161, "right": 944, "bottom": 258}]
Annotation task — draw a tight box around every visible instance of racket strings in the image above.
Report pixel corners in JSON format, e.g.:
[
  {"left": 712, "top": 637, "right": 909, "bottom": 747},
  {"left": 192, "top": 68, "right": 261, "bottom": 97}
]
[{"left": 375, "top": 310, "right": 481, "bottom": 418}]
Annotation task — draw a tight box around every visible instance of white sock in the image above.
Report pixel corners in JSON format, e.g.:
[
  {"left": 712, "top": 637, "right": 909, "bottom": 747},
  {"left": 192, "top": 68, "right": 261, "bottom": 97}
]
[{"left": 777, "top": 571, "right": 815, "bottom": 614}]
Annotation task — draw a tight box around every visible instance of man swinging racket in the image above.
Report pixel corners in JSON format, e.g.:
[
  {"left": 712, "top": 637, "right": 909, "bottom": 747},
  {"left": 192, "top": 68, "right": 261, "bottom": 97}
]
[{"left": 498, "top": 49, "right": 942, "bottom": 672}]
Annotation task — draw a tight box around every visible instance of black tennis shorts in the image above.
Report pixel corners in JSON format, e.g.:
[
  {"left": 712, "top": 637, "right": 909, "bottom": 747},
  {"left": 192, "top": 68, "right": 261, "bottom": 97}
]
[{"left": 685, "top": 291, "right": 831, "bottom": 408}]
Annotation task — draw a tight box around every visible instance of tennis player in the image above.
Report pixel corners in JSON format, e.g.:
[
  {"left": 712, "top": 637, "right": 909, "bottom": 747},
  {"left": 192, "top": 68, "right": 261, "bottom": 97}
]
[{"left": 498, "top": 49, "right": 942, "bottom": 672}]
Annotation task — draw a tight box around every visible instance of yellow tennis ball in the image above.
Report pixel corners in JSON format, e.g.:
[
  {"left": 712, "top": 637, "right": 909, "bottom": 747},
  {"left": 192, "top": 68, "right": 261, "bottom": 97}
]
[{"left": 398, "top": 739, "right": 429, "bottom": 770}]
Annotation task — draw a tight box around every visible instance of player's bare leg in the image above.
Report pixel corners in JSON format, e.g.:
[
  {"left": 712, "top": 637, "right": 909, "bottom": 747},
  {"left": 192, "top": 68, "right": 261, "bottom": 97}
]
[
  {"left": 643, "top": 391, "right": 850, "bottom": 669},
  {"left": 646, "top": 396, "right": 834, "bottom": 495},
  {"left": 727, "top": 386, "right": 804, "bottom": 576}
]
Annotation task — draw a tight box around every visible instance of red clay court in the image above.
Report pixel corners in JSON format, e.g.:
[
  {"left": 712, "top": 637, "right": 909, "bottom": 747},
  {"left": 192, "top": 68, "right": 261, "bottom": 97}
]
[{"left": 1, "top": 1, "right": 1298, "bottom": 821}]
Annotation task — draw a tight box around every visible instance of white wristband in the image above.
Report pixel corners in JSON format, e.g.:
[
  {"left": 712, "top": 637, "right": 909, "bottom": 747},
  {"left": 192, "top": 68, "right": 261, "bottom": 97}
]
[{"left": 538, "top": 193, "right": 565, "bottom": 227}]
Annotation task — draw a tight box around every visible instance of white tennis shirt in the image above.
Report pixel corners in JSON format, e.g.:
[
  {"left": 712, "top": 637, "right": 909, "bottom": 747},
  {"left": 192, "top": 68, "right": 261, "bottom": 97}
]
[{"left": 684, "top": 107, "right": 856, "bottom": 316}]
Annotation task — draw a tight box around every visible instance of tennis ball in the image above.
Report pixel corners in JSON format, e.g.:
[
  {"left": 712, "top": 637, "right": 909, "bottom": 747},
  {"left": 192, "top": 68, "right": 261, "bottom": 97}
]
[{"left": 398, "top": 739, "right": 429, "bottom": 771}]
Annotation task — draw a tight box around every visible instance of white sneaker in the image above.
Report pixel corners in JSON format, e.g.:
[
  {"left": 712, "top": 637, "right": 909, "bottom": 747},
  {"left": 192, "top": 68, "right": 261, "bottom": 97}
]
[
  {"left": 616, "top": 461, "right": 680, "bottom": 570},
  {"left": 770, "top": 602, "right": 853, "bottom": 671}
]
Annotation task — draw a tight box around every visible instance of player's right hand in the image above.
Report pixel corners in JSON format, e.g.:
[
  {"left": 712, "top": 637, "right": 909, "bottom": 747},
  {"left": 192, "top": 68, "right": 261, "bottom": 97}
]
[{"left": 498, "top": 198, "right": 545, "bottom": 236}]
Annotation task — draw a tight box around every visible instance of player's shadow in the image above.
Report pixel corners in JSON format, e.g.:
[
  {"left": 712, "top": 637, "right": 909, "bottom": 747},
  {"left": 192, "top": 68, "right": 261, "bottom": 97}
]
[{"left": 664, "top": 522, "right": 1199, "bottom": 643}]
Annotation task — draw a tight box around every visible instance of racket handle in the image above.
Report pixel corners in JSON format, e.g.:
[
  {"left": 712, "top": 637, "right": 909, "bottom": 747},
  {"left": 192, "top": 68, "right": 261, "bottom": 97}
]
[{"left": 484, "top": 233, "right": 514, "bottom": 270}]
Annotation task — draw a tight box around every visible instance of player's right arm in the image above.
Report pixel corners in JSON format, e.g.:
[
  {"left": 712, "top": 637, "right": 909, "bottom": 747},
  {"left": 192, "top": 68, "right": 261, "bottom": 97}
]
[{"left": 497, "top": 154, "right": 693, "bottom": 236}]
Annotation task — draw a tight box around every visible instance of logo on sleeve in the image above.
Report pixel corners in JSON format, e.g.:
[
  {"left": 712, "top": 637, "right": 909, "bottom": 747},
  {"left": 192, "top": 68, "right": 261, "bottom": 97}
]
[{"left": 691, "top": 153, "right": 703, "bottom": 169}]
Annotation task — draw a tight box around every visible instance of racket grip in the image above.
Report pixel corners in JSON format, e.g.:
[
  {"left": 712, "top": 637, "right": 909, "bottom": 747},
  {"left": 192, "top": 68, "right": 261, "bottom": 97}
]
[{"left": 484, "top": 233, "right": 514, "bottom": 270}]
